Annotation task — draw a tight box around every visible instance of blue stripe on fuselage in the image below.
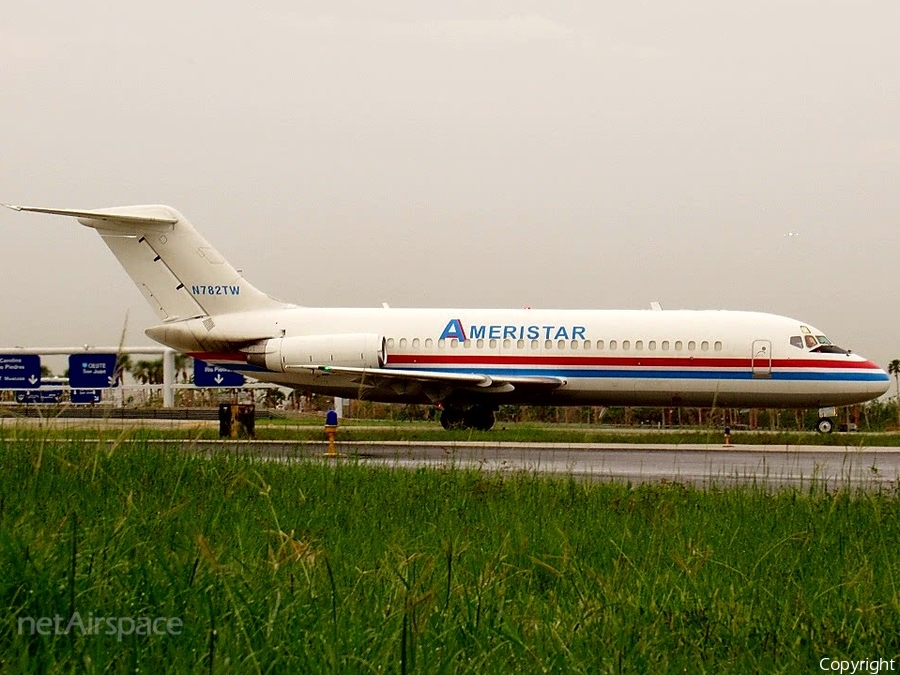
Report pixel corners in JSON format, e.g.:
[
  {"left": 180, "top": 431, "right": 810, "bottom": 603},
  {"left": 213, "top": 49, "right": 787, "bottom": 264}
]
[{"left": 391, "top": 367, "right": 888, "bottom": 382}]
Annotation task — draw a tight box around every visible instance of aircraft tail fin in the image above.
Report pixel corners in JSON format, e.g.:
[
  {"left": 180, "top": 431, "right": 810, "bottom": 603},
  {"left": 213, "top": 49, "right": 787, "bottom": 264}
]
[{"left": 4, "top": 204, "right": 288, "bottom": 321}]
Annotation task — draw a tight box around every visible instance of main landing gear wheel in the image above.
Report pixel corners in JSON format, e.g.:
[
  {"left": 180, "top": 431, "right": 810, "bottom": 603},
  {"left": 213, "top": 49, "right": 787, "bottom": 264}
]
[
  {"left": 464, "top": 406, "right": 496, "bottom": 431},
  {"left": 440, "top": 408, "right": 465, "bottom": 430},
  {"left": 816, "top": 417, "right": 834, "bottom": 434},
  {"left": 439, "top": 406, "right": 496, "bottom": 431}
]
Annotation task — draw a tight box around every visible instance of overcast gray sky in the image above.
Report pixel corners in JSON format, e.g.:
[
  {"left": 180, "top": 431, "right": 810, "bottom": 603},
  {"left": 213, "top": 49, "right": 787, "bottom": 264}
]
[{"left": 2, "top": 1, "right": 899, "bottom": 372}]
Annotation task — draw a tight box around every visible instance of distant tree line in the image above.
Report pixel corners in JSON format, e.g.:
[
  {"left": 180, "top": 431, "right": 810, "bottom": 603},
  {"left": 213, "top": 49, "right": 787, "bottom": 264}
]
[{"left": 338, "top": 399, "right": 900, "bottom": 432}]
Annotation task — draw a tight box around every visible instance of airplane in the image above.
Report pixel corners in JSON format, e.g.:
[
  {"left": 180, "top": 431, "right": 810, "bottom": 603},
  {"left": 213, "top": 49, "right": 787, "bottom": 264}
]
[{"left": 4, "top": 203, "right": 890, "bottom": 433}]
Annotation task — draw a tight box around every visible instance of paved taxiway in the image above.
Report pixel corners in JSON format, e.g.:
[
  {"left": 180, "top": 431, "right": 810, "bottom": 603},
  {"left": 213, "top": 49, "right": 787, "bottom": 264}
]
[
  {"left": 179, "top": 440, "right": 900, "bottom": 489},
  {"left": 6, "top": 418, "right": 897, "bottom": 488}
]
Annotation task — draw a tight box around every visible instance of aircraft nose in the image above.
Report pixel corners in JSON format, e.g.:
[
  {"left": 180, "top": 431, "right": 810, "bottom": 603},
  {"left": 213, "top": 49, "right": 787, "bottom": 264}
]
[{"left": 870, "top": 364, "right": 891, "bottom": 397}]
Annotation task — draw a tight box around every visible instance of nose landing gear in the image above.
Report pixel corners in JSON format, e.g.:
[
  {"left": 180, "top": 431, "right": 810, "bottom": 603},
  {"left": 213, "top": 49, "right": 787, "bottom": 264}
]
[
  {"left": 815, "top": 417, "right": 834, "bottom": 434},
  {"left": 815, "top": 406, "right": 836, "bottom": 434}
]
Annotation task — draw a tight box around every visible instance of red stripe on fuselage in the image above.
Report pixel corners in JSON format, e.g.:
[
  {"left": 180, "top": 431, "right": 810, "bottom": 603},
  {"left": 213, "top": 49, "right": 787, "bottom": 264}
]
[{"left": 387, "top": 353, "right": 882, "bottom": 370}]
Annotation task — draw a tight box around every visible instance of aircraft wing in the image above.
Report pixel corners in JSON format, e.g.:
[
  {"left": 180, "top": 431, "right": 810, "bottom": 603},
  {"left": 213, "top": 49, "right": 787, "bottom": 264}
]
[{"left": 286, "top": 364, "right": 566, "bottom": 396}]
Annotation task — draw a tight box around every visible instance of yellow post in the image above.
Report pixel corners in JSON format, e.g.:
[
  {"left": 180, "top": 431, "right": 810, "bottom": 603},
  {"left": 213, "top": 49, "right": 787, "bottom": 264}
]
[
  {"left": 724, "top": 426, "right": 732, "bottom": 447},
  {"left": 324, "top": 425, "right": 338, "bottom": 457}
]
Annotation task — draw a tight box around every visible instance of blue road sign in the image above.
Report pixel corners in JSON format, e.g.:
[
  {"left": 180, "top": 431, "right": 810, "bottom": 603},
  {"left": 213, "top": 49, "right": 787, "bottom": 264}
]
[
  {"left": 16, "top": 389, "right": 62, "bottom": 404},
  {"left": 71, "top": 389, "right": 102, "bottom": 404},
  {"left": 0, "top": 355, "right": 41, "bottom": 389},
  {"left": 194, "top": 360, "right": 245, "bottom": 387},
  {"left": 68, "top": 354, "right": 119, "bottom": 388}
]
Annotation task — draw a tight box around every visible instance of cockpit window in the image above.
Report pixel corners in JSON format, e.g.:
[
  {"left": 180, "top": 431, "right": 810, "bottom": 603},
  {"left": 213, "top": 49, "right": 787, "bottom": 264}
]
[
  {"left": 812, "top": 344, "right": 849, "bottom": 354},
  {"left": 798, "top": 329, "right": 847, "bottom": 354}
]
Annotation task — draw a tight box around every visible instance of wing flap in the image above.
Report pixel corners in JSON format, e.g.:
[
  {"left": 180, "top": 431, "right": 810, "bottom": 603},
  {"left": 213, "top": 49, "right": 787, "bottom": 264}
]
[{"left": 286, "top": 364, "right": 566, "bottom": 393}]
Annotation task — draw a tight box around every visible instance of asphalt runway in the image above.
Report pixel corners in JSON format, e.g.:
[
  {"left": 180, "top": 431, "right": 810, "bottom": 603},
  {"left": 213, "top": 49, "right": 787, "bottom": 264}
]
[
  {"left": 6, "top": 417, "right": 897, "bottom": 488},
  {"left": 184, "top": 440, "right": 900, "bottom": 489}
]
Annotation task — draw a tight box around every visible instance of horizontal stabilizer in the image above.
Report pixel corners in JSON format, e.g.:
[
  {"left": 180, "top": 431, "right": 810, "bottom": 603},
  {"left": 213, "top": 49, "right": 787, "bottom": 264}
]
[{"left": 3, "top": 204, "right": 178, "bottom": 228}]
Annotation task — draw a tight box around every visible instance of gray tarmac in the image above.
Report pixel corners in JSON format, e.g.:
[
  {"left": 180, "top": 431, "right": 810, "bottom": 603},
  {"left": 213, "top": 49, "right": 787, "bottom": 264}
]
[
  {"left": 5, "top": 417, "right": 896, "bottom": 488},
  {"left": 186, "top": 440, "right": 900, "bottom": 489}
]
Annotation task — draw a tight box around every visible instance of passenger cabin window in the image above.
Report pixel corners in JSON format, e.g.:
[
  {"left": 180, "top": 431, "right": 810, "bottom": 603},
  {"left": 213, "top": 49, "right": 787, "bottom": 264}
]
[
  {"left": 610, "top": 340, "right": 617, "bottom": 350},
  {"left": 790, "top": 336, "right": 803, "bottom": 349},
  {"left": 425, "top": 338, "right": 433, "bottom": 348},
  {"left": 635, "top": 340, "right": 643, "bottom": 350},
  {"left": 662, "top": 341, "right": 670, "bottom": 351},
  {"left": 701, "top": 341, "right": 709, "bottom": 351},
  {"left": 688, "top": 341, "right": 696, "bottom": 351},
  {"left": 714, "top": 341, "right": 723, "bottom": 351},
  {"left": 412, "top": 338, "right": 420, "bottom": 348},
  {"left": 675, "top": 341, "right": 683, "bottom": 351},
  {"left": 649, "top": 341, "right": 656, "bottom": 350},
  {"left": 387, "top": 338, "right": 395, "bottom": 347},
  {"left": 622, "top": 340, "right": 630, "bottom": 350},
  {"left": 399, "top": 338, "right": 407, "bottom": 348}
]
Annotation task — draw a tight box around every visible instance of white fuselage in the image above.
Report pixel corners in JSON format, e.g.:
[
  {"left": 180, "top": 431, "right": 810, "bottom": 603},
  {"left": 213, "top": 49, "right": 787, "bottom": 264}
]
[{"left": 152, "top": 306, "right": 890, "bottom": 409}]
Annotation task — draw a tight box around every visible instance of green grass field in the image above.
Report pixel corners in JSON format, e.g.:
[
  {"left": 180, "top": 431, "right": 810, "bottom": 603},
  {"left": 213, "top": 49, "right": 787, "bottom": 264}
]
[{"left": 2, "top": 434, "right": 900, "bottom": 673}]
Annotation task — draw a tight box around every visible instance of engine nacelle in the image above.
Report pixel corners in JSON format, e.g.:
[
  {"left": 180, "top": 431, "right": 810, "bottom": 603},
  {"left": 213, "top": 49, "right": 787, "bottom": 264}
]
[{"left": 245, "top": 334, "right": 386, "bottom": 372}]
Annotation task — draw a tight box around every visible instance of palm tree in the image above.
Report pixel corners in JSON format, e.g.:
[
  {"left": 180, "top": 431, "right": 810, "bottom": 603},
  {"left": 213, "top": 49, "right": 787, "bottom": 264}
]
[
  {"left": 131, "top": 358, "right": 164, "bottom": 385},
  {"left": 129, "top": 358, "right": 165, "bottom": 404},
  {"left": 263, "top": 387, "right": 285, "bottom": 409},
  {"left": 131, "top": 359, "right": 163, "bottom": 384},
  {"left": 173, "top": 353, "right": 192, "bottom": 383},
  {"left": 129, "top": 360, "right": 149, "bottom": 385},
  {"left": 889, "top": 359, "right": 900, "bottom": 428},
  {"left": 115, "top": 354, "right": 133, "bottom": 386}
]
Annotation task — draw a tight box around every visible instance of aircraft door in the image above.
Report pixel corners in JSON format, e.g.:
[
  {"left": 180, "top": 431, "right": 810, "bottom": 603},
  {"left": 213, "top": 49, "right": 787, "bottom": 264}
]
[{"left": 751, "top": 339, "right": 772, "bottom": 378}]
